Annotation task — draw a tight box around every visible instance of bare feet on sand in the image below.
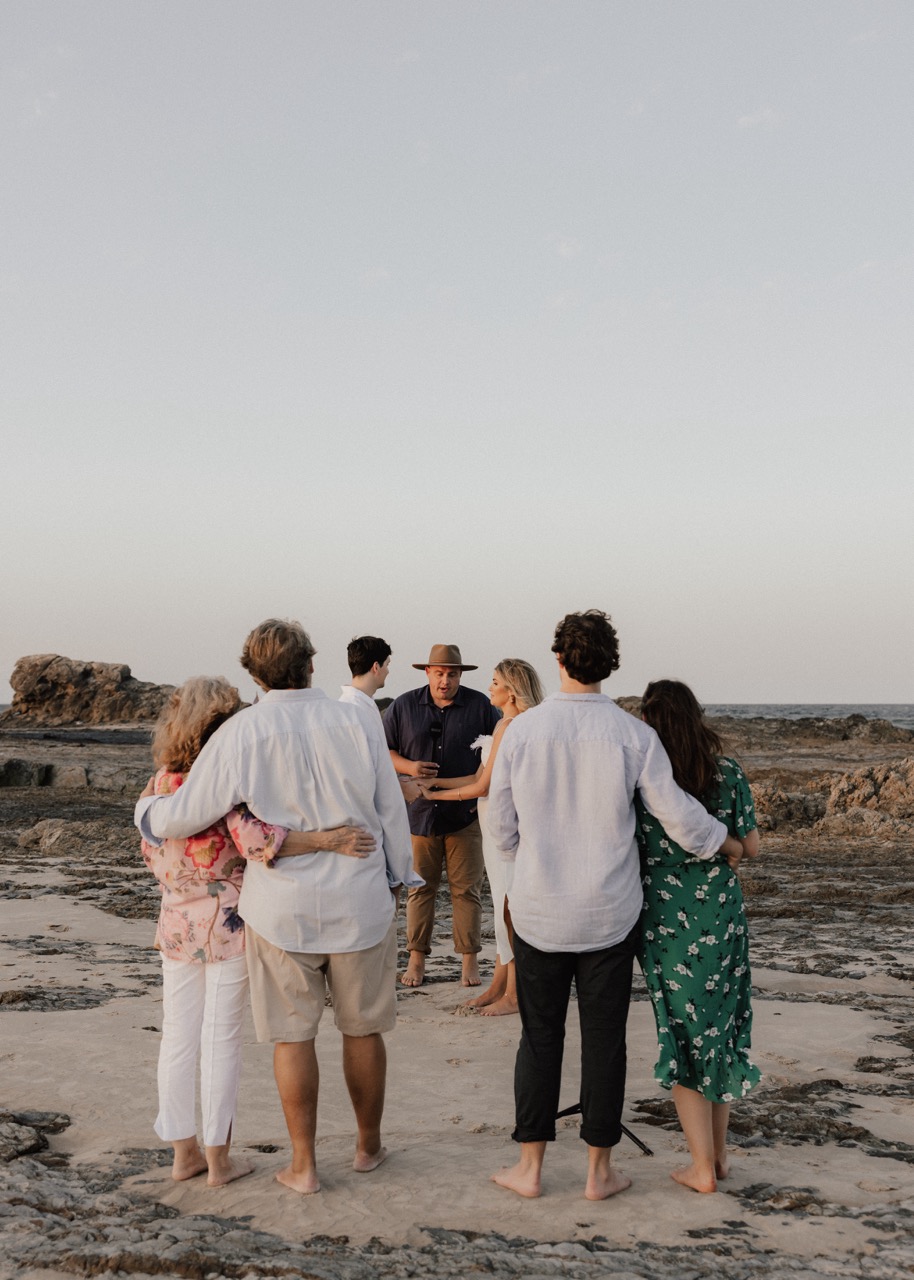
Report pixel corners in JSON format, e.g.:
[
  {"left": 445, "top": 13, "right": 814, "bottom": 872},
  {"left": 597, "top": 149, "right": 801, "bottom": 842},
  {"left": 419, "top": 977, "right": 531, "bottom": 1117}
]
[
  {"left": 491, "top": 1161, "right": 541, "bottom": 1199},
  {"left": 671, "top": 1163, "right": 718, "bottom": 1193},
  {"left": 353, "top": 1145, "right": 388, "bottom": 1172},
  {"left": 400, "top": 954, "right": 425, "bottom": 987},
  {"left": 276, "top": 1165, "right": 321, "bottom": 1195},
  {"left": 461, "top": 955, "right": 481, "bottom": 987},
  {"left": 715, "top": 1154, "right": 730, "bottom": 1180},
  {"left": 584, "top": 1166, "right": 631, "bottom": 1201},
  {"left": 207, "top": 1157, "right": 254, "bottom": 1187},
  {"left": 461, "top": 981, "right": 504, "bottom": 1010},
  {"left": 171, "top": 1141, "right": 208, "bottom": 1181},
  {"left": 478, "top": 994, "right": 518, "bottom": 1017}
]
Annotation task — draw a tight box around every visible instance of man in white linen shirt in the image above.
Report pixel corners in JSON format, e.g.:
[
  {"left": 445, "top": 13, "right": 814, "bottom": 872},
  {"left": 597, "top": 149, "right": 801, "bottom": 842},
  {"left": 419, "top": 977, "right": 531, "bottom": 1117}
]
[
  {"left": 135, "top": 618, "right": 422, "bottom": 1196},
  {"left": 487, "top": 609, "right": 743, "bottom": 1202},
  {"left": 339, "top": 635, "right": 420, "bottom": 806}
]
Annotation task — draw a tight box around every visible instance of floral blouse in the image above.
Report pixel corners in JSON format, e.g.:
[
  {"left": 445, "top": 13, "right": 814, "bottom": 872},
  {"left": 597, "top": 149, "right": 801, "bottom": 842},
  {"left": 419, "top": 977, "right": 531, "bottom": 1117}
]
[{"left": 140, "top": 769, "right": 288, "bottom": 963}]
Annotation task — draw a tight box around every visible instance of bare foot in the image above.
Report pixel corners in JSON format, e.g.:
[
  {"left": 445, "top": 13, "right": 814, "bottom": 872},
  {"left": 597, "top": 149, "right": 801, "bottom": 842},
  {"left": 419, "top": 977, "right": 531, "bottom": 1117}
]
[
  {"left": 171, "top": 1145, "right": 208, "bottom": 1182},
  {"left": 461, "top": 955, "right": 481, "bottom": 987},
  {"left": 478, "top": 994, "right": 519, "bottom": 1017},
  {"left": 207, "top": 1158, "right": 254, "bottom": 1187},
  {"left": 491, "top": 1162, "right": 541, "bottom": 1199},
  {"left": 715, "top": 1154, "right": 730, "bottom": 1181},
  {"left": 353, "top": 1145, "right": 388, "bottom": 1172},
  {"left": 461, "top": 981, "right": 505, "bottom": 1009},
  {"left": 671, "top": 1163, "right": 717, "bottom": 1193},
  {"left": 276, "top": 1165, "right": 321, "bottom": 1195},
  {"left": 584, "top": 1166, "right": 631, "bottom": 1201},
  {"left": 400, "top": 954, "right": 425, "bottom": 987}
]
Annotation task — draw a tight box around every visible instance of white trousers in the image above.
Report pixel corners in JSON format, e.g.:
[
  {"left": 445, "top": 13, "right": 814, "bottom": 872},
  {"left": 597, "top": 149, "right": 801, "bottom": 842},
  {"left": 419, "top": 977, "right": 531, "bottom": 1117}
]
[{"left": 154, "top": 953, "right": 249, "bottom": 1148}]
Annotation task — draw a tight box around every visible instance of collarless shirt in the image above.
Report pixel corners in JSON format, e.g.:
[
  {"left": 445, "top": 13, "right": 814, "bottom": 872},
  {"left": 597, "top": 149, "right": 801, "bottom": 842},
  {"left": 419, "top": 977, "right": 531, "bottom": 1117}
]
[
  {"left": 339, "top": 684, "right": 385, "bottom": 746},
  {"left": 135, "top": 688, "right": 420, "bottom": 954},
  {"left": 486, "top": 693, "right": 728, "bottom": 953},
  {"left": 384, "top": 684, "right": 501, "bottom": 836}
]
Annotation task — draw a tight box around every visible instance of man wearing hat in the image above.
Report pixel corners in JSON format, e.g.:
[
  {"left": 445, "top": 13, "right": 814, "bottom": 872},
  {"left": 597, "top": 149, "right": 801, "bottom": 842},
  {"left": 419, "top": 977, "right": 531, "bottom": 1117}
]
[{"left": 385, "top": 645, "right": 501, "bottom": 988}]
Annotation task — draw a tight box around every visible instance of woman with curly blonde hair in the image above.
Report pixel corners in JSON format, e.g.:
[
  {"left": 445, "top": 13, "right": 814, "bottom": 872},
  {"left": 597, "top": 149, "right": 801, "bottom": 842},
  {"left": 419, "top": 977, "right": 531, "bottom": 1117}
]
[{"left": 420, "top": 659, "right": 545, "bottom": 1015}]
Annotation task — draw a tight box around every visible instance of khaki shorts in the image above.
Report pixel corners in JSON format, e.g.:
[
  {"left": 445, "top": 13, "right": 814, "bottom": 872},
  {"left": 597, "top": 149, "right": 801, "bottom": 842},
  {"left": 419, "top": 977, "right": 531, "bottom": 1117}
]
[{"left": 245, "top": 922, "right": 397, "bottom": 1043}]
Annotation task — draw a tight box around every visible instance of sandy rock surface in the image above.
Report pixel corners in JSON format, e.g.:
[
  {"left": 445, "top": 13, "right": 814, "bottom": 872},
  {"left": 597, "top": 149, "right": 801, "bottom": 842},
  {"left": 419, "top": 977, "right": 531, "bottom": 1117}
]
[{"left": 1, "top": 716, "right": 913, "bottom": 1279}]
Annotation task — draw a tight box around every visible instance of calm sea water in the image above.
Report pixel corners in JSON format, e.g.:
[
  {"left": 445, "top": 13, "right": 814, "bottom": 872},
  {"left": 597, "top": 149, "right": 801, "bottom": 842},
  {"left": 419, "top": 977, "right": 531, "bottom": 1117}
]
[
  {"left": 1, "top": 703, "right": 912, "bottom": 730},
  {"left": 705, "top": 704, "right": 914, "bottom": 732}
]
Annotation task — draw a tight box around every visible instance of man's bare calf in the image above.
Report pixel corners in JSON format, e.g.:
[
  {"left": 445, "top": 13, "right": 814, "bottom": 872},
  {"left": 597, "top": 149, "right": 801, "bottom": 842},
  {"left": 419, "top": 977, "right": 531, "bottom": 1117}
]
[
  {"left": 344, "top": 1032, "right": 388, "bottom": 1173},
  {"left": 274, "top": 1040, "right": 321, "bottom": 1195}
]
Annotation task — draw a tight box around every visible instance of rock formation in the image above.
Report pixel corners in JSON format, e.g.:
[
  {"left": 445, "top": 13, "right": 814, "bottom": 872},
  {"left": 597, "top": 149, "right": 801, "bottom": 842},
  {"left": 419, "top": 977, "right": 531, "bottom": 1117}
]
[
  {"left": 1, "top": 655, "right": 173, "bottom": 727},
  {"left": 814, "top": 756, "right": 914, "bottom": 838}
]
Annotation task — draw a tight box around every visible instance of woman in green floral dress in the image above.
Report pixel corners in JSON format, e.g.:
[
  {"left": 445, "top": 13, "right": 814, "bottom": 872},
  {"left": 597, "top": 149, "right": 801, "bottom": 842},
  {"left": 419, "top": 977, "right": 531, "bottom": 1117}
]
[{"left": 636, "top": 680, "right": 760, "bottom": 1193}]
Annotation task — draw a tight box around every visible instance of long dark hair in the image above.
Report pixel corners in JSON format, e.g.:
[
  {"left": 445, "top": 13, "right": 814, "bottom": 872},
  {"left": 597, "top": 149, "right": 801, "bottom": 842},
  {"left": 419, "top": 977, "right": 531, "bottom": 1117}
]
[{"left": 641, "top": 679, "right": 722, "bottom": 804}]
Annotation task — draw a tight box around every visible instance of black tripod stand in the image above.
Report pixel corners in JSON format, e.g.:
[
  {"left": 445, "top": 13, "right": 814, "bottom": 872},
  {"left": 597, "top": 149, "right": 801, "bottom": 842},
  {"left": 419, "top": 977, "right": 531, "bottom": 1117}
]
[{"left": 555, "top": 1102, "right": 653, "bottom": 1156}]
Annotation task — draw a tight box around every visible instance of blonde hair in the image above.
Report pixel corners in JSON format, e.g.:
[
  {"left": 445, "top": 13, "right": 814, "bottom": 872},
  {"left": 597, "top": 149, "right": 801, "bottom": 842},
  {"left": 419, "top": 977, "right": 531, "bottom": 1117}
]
[
  {"left": 495, "top": 658, "right": 545, "bottom": 712},
  {"left": 240, "top": 618, "right": 315, "bottom": 690},
  {"left": 152, "top": 676, "right": 242, "bottom": 773}
]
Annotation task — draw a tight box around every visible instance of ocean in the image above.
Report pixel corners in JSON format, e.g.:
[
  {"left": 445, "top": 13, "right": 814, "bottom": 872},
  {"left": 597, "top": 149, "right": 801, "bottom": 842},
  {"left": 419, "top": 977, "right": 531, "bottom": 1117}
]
[
  {"left": 704, "top": 704, "right": 914, "bottom": 732},
  {"left": 2, "top": 703, "right": 912, "bottom": 729}
]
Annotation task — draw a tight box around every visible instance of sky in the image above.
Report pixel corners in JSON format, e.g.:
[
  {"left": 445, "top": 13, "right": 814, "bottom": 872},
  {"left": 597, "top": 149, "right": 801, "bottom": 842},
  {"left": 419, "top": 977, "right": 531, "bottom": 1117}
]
[{"left": 2, "top": 1, "right": 912, "bottom": 707}]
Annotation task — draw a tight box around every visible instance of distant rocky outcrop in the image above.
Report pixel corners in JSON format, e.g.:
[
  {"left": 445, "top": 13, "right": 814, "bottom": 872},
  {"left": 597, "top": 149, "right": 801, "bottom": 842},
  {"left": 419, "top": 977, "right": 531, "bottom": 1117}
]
[
  {"left": 0, "top": 655, "right": 173, "bottom": 727},
  {"left": 815, "top": 757, "right": 914, "bottom": 838},
  {"left": 714, "top": 713, "right": 912, "bottom": 749}
]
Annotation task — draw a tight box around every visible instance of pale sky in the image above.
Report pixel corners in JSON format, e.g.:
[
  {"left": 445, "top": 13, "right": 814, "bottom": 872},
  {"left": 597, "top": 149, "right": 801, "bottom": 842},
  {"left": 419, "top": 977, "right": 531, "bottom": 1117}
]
[{"left": 2, "top": 1, "right": 912, "bottom": 707}]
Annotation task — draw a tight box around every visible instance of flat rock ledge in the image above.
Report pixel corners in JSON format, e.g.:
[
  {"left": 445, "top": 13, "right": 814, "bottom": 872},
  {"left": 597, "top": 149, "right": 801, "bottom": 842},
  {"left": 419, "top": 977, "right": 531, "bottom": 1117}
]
[
  {"left": 0, "top": 1112, "right": 910, "bottom": 1280},
  {"left": 0, "top": 757, "right": 149, "bottom": 791}
]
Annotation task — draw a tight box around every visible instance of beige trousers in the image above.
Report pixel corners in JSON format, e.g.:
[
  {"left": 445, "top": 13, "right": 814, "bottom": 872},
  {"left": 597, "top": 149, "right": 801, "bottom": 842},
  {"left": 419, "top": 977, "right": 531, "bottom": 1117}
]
[{"left": 406, "top": 819, "right": 483, "bottom": 955}]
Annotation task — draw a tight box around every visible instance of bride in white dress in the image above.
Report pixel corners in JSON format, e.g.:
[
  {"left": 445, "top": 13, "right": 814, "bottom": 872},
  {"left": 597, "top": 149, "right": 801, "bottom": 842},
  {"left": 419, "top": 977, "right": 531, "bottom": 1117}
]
[{"left": 420, "top": 659, "right": 544, "bottom": 1015}]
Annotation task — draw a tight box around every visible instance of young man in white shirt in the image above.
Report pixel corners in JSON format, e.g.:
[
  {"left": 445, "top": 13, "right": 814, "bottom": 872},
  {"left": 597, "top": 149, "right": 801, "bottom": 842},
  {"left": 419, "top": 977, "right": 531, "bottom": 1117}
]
[
  {"left": 340, "top": 636, "right": 420, "bottom": 806},
  {"left": 338, "top": 634, "right": 393, "bottom": 746},
  {"left": 487, "top": 610, "right": 743, "bottom": 1202}
]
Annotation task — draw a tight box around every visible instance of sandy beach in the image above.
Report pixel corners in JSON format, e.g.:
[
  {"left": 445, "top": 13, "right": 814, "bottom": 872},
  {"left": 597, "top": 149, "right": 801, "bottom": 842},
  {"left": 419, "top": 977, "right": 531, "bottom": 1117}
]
[{"left": 1, "top": 714, "right": 913, "bottom": 1278}]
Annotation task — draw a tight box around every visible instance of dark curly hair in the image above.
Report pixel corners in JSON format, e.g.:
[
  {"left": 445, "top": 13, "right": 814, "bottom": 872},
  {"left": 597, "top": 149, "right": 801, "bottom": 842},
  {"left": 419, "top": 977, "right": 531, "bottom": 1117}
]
[
  {"left": 640, "top": 679, "right": 723, "bottom": 803},
  {"left": 551, "top": 610, "right": 620, "bottom": 685}
]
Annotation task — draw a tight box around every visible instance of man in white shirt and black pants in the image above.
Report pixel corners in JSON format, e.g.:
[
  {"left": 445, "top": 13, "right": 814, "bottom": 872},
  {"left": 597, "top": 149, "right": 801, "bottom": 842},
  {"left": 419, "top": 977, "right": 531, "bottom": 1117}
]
[
  {"left": 487, "top": 610, "right": 743, "bottom": 1202},
  {"left": 136, "top": 619, "right": 421, "bottom": 1196}
]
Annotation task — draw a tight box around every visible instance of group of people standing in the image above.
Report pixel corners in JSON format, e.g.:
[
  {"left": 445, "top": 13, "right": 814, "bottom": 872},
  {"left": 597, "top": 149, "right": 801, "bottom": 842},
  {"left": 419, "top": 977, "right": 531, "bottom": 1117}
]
[{"left": 135, "top": 609, "right": 760, "bottom": 1201}]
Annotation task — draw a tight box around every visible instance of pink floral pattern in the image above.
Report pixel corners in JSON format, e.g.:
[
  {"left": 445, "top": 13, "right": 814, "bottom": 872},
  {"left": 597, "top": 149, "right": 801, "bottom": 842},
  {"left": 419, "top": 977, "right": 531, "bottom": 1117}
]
[{"left": 141, "top": 769, "right": 288, "bottom": 963}]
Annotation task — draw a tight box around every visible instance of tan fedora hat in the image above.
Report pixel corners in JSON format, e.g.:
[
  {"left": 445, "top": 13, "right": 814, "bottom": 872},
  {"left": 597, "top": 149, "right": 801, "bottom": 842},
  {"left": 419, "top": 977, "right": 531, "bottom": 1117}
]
[{"left": 413, "top": 644, "right": 477, "bottom": 671}]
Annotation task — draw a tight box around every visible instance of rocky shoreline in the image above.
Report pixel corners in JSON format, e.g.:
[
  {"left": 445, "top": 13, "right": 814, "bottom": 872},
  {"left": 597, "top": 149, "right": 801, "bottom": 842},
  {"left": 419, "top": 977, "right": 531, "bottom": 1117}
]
[{"left": 1, "top": 712, "right": 913, "bottom": 1279}]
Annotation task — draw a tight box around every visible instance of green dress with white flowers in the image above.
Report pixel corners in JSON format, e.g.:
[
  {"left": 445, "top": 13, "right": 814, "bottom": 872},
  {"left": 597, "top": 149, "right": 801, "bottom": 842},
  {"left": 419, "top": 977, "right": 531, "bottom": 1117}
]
[{"left": 635, "top": 756, "right": 761, "bottom": 1103}]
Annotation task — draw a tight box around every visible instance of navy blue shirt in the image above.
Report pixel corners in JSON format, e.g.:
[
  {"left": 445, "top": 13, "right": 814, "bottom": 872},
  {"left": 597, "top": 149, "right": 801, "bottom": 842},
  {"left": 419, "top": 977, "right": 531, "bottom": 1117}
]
[{"left": 384, "top": 684, "right": 501, "bottom": 836}]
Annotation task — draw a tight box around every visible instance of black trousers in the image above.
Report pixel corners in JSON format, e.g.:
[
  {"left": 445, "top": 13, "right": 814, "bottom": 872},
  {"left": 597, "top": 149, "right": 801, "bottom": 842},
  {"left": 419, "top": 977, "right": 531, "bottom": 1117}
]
[{"left": 512, "top": 926, "right": 637, "bottom": 1148}]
